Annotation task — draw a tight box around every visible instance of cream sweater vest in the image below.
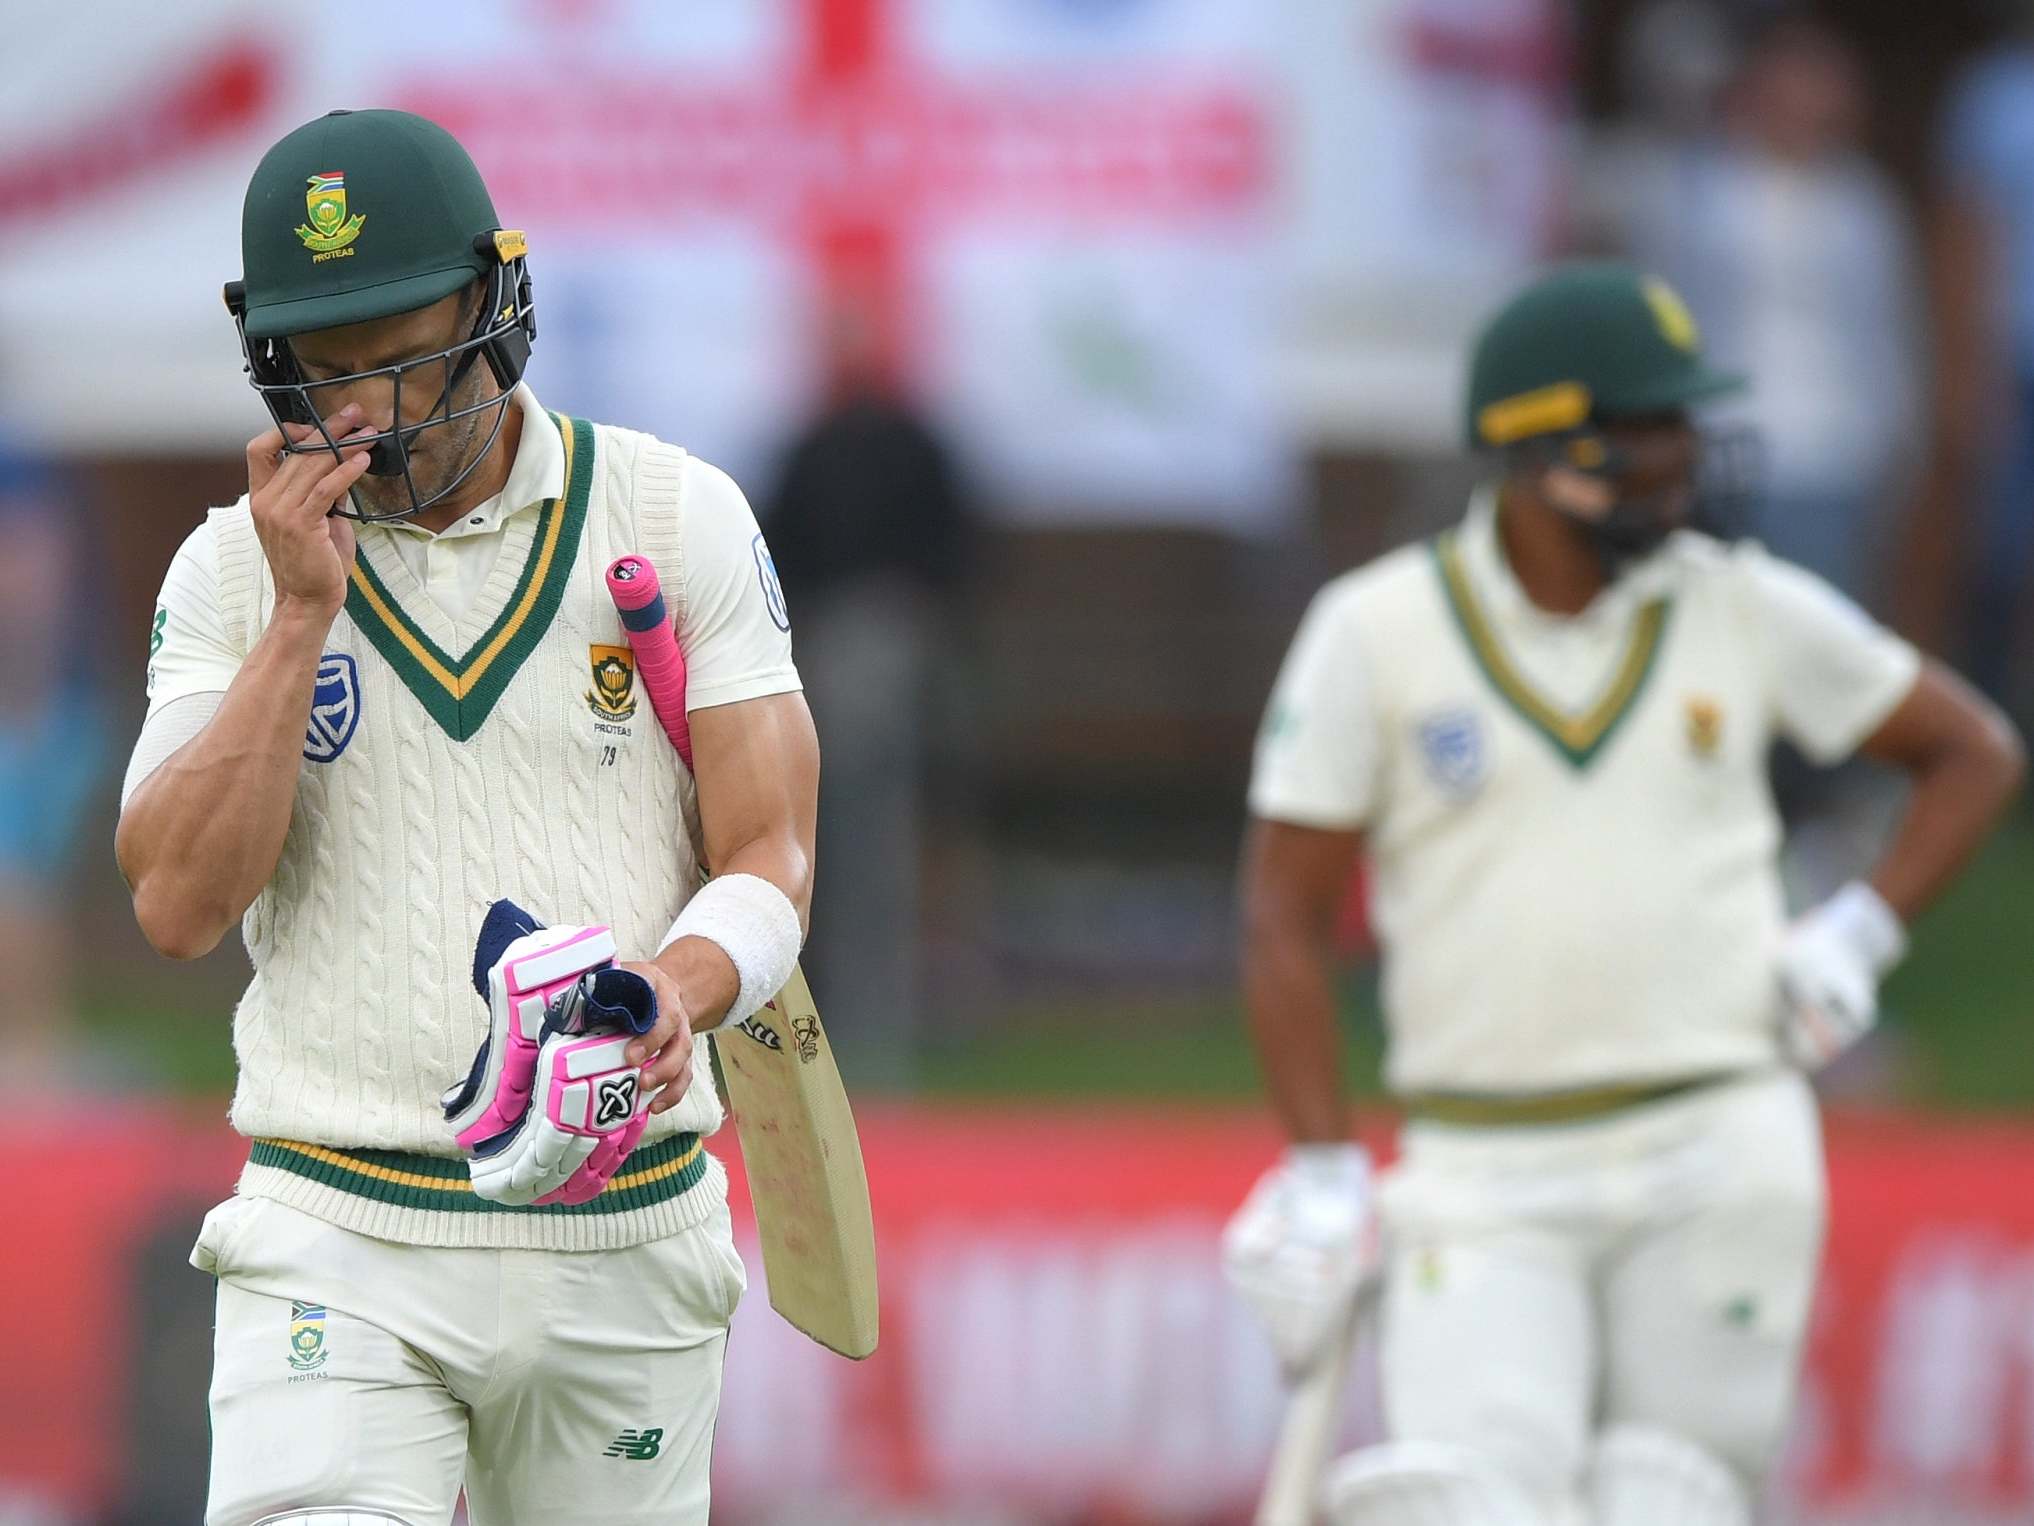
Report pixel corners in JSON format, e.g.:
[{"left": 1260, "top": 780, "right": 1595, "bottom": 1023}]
[{"left": 214, "top": 414, "right": 727, "bottom": 1249}]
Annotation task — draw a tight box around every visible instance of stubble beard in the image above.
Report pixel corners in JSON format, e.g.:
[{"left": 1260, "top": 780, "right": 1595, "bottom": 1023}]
[{"left": 347, "top": 379, "right": 499, "bottom": 520}]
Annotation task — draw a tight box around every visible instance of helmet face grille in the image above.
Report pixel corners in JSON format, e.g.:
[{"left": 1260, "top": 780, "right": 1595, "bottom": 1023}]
[{"left": 235, "top": 256, "right": 535, "bottom": 523}]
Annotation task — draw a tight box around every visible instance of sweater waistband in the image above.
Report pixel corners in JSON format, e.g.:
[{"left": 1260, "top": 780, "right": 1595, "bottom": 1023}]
[{"left": 237, "top": 1133, "right": 725, "bottom": 1251}]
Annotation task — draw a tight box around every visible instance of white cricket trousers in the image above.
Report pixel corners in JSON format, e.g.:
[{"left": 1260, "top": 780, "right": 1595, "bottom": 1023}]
[
  {"left": 1376, "top": 1070, "right": 1825, "bottom": 1514},
  {"left": 192, "top": 1193, "right": 746, "bottom": 1526}
]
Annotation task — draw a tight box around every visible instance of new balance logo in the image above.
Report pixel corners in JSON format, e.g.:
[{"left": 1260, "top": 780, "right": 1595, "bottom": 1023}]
[{"left": 604, "top": 1426, "right": 664, "bottom": 1460}]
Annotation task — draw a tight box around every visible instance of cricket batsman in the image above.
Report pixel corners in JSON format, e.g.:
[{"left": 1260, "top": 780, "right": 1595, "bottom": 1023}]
[
  {"left": 115, "top": 110, "right": 817, "bottom": 1524},
  {"left": 1224, "top": 263, "right": 2024, "bottom": 1524}
]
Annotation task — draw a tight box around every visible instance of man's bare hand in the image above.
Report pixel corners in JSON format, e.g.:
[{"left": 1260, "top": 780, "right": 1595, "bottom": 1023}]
[
  {"left": 618, "top": 959, "right": 697, "bottom": 1113},
  {"left": 246, "top": 404, "right": 375, "bottom": 615}
]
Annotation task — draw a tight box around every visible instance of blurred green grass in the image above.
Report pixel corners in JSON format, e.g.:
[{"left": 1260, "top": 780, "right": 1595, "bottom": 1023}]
[
  {"left": 1879, "top": 811, "right": 2034, "bottom": 1108},
  {"left": 85, "top": 816, "right": 2032, "bottom": 1109},
  {"left": 928, "top": 813, "right": 2034, "bottom": 1108}
]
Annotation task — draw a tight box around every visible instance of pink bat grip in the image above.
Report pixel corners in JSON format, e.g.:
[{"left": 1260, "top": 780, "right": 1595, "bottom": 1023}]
[{"left": 605, "top": 555, "right": 692, "bottom": 768}]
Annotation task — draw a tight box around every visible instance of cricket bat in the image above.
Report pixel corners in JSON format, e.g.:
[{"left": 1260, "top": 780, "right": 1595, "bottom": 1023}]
[
  {"left": 607, "top": 553, "right": 879, "bottom": 1360},
  {"left": 1254, "top": 1285, "right": 1368, "bottom": 1526}
]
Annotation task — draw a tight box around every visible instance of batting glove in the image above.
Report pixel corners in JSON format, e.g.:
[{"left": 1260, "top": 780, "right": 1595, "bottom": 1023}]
[
  {"left": 1222, "top": 1143, "right": 1375, "bottom": 1379},
  {"left": 442, "top": 900, "right": 660, "bottom": 1206},
  {"left": 1777, "top": 881, "right": 1907, "bottom": 1070}
]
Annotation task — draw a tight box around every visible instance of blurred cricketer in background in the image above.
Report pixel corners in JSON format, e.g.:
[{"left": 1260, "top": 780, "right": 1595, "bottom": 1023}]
[
  {"left": 1225, "top": 263, "right": 2024, "bottom": 1524},
  {"left": 114, "top": 110, "right": 817, "bottom": 1524}
]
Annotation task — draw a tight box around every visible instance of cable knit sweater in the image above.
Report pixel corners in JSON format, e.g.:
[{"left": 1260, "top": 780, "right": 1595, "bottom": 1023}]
[{"left": 205, "top": 411, "right": 786, "bottom": 1249}]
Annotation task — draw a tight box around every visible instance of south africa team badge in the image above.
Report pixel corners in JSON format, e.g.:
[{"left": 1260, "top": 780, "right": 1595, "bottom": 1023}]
[
  {"left": 287, "top": 1301, "right": 328, "bottom": 1373},
  {"left": 296, "top": 172, "right": 366, "bottom": 260},
  {"left": 588, "top": 644, "right": 638, "bottom": 721},
  {"left": 1686, "top": 696, "right": 1724, "bottom": 760},
  {"left": 587, "top": 644, "right": 639, "bottom": 741},
  {"left": 303, "top": 654, "right": 361, "bottom": 763}
]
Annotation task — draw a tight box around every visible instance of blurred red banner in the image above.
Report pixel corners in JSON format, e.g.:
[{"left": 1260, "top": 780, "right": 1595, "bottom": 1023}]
[
  {"left": 0, "top": 39, "right": 278, "bottom": 224},
  {"left": 4, "top": 1104, "right": 2032, "bottom": 1521}
]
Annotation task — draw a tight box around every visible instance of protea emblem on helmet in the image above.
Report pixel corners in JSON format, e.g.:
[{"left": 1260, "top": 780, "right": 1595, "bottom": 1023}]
[
  {"left": 1641, "top": 276, "right": 1700, "bottom": 354},
  {"left": 296, "top": 172, "right": 366, "bottom": 257}
]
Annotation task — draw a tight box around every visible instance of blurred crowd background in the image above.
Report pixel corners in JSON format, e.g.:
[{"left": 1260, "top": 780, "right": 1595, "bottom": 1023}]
[{"left": 3, "top": 1, "right": 2033, "bottom": 1523}]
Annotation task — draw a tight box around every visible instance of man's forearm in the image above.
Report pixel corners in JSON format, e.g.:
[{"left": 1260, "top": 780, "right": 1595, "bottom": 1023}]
[
  {"left": 652, "top": 835, "right": 811, "bottom": 1033},
  {"left": 655, "top": 937, "right": 740, "bottom": 1033},
  {"left": 117, "top": 599, "right": 334, "bottom": 958},
  {"left": 1870, "top": 730, "right": 2025, "bottom": 923},
  {"left": 1243, "top": 924, "right": 1351, "bottom": 1145}
]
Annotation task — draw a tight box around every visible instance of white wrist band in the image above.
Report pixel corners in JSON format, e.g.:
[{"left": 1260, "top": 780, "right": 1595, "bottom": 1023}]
[{"left": 659, "top": 874, "right": 805, "bottom": 1030}]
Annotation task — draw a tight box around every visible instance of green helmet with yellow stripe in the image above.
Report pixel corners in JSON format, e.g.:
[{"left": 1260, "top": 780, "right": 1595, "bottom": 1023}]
[{"left": 1465, "top": 262, "right": 1744, "bottom": 451}]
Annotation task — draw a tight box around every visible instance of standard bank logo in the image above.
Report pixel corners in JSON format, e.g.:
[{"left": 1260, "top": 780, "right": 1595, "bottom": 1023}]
[
  {"left": 303, "top": 653, "right": 362, "bottom": 763},
  {"left": 1418, "top": 708, "right": 1485, "bottom": 797},
  {"left": 752, "top": 533, "right": 790, "bottom": 632}
]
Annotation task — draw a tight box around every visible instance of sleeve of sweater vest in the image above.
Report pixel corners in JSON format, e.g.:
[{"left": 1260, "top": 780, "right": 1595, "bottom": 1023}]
[
  {"left": 121, "top": 519, "right": 239, "bottom": 810},
  {"left": 1739, "top": 544, "right": 1922, "bottom": 766},
  {"left": 1248, "top": 576, "right": 1381, "bottom": 831},
  {"left": 142, "top": 518, "right": 242, "bottom": 714},
  {"left": 672, "top": 457, "right": 803, "bottom": 711}
]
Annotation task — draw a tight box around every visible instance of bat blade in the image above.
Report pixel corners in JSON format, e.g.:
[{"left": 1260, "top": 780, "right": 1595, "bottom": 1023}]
[
  {"left": 1255, "top": 1297, "right": 1362, "bottom": 1526},
  {"left": 714, "top": 968, "right": 879, "bottom": 1360}
]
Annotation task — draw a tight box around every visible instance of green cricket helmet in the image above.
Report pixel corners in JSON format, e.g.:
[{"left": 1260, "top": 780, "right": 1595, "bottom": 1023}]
[
  {"left": 223, "top": 109, "right": 535, "bottom": 521},
  {"left": 1464, "top": 262, "right": 1753, "bottom": 558},
  {"left": 1465, "top": 262, "right": 1743, "bottom": 450}
]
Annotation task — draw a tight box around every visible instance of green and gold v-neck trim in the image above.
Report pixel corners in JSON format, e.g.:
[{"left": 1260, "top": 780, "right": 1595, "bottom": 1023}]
[
  {"left": 344, "top": 413, "right": 593, "bottom": 742},
  {"left": 1432, "top": 529, "right": 1672, "bottom": 769}
]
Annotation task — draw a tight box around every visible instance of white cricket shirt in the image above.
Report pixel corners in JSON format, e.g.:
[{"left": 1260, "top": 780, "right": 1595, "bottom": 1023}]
[{"left": 1249, "top": 490, "right": 1920, "bottom": 1095}]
